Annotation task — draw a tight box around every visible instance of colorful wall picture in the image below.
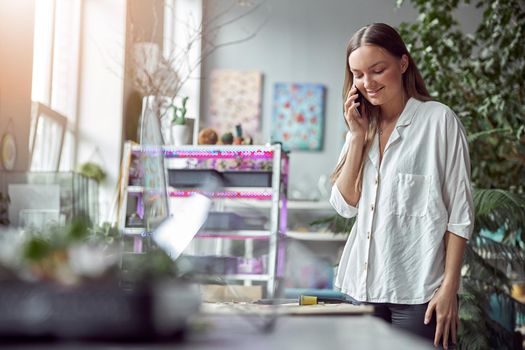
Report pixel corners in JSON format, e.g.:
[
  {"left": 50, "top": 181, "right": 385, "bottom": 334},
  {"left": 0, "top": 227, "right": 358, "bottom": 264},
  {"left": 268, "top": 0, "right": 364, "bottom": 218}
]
[
  {"left": 271, "top": 83, "right": 325, "bottom": 151},
  {"left": 208, "top": 69, "right": 262, "bottom": 141}
]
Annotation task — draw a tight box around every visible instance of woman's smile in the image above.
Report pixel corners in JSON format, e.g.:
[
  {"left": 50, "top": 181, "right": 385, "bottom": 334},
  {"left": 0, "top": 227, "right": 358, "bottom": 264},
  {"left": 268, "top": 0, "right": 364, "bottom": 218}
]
[{"left": 366, "top": 86, "right": 384, "bottom": 97}]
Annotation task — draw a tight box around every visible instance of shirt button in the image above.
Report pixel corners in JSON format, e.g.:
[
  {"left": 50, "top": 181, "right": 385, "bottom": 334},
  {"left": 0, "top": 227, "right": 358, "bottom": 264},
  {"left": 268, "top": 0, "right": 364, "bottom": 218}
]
[
  {"left": 375, "top": 177, "right": 378, "bottom": 185},
  {"left": 370, "top": 204, "right": 374, "bottom": 211},
  {"left": 364, "top": 262, "right": 368, "bottom": 270},
  {"left": 367, "top": 232, "right": 370, "bottom": 239}
]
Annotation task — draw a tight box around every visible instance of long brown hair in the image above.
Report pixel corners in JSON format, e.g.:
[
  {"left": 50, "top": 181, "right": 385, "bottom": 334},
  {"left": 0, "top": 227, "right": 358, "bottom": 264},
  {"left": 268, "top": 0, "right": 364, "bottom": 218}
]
[{"left": 331, "top": 23, "right": 431, "bottom": 191}]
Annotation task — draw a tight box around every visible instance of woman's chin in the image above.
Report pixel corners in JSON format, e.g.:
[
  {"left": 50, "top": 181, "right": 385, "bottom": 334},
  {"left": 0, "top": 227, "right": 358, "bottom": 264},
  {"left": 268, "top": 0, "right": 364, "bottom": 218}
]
[{"left": 367, "top": 97, "right": 382, "bottom": 106}]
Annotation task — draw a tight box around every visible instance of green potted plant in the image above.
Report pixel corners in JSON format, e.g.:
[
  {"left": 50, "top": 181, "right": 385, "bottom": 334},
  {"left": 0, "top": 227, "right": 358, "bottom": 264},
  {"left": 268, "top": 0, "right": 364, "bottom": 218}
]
[
  {"left": 169, "top": 96, "right": 191, "bottom": 146},
  {"left": 78, "top": 162, "right": 106, "bottom": 183},
  {"left": 0, "top": 192, "right": 10, "bottom": 225}
]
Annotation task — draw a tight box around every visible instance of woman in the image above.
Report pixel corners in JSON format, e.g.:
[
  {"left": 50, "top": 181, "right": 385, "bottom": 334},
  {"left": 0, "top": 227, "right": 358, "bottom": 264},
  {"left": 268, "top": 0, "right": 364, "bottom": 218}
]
[{"left": 330, "top": 23, "right": 474, "bottom": 349}]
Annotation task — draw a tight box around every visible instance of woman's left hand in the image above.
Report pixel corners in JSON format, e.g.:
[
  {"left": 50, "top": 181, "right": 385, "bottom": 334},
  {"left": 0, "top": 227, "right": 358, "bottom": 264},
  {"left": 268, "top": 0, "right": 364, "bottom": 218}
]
[{"left": 424, "top": 285, "right": 459, "bottom": 349}]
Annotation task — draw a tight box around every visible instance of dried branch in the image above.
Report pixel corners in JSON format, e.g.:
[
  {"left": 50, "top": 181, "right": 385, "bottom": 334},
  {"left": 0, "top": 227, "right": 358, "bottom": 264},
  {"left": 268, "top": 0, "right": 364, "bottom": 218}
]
[{"left": 129, "top": 0, "right": 269, "bottom": 110}]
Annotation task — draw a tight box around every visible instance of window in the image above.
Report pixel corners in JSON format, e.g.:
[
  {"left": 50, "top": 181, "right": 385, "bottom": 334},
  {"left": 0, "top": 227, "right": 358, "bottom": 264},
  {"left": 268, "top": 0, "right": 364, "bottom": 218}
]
[
  {"left": 31, "top": 0, "right": 81, "bottom": 171},
  {"left": 163, "top": 0, "right": 203, "bottom": 120}
]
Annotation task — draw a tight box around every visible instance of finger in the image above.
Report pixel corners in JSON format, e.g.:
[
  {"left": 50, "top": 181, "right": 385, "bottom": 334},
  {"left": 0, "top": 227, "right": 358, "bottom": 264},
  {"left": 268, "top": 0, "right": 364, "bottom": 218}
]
[
  {"left": 345, "top": 94, "right": 360, "bottom": 109},
  {"left": 442, "top": 319, "right": 450, "bottom": 349},
  {"left": 451, "top": 317, "right": 457, "bottom": 345},
  {"left": 434, "top": 320, "right": 443, "bottom": 348},
  {"left": 344, "top": 96, "right": 356, "bottom": 113},
  {"left": 345, "top": 87, "right": 355, "bottom": 102},
  {"left": 424, "top": 302, "right": 435, "bottom": 325},
  {"left": 345, "top": 101, "right": 361, "bottom": 119},
  {"left": 349, "top": 103, "right": 361, "bottom": 120}
]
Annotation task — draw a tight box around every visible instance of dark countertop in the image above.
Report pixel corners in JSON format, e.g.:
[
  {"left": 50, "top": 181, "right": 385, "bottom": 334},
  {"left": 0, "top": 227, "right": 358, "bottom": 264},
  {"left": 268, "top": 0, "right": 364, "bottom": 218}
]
[{"left": 2, "top": 314, "right": 433, "bottom": 350}]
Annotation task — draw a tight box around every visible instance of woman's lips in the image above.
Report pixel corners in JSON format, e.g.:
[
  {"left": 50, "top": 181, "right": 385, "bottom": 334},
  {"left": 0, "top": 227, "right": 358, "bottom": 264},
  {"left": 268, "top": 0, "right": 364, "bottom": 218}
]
[{"left": 367, "top": 87, "right": 384, "bottom": 97}]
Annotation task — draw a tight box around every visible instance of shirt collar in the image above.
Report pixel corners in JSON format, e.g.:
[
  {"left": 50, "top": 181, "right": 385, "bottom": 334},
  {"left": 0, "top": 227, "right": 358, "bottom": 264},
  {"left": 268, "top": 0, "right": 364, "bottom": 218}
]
[
  {"left": 366, "top": 97, "right": 423, "bottom": 171},
  {"left": 394, "top": 97, "right": 421, "bottom": 128}
]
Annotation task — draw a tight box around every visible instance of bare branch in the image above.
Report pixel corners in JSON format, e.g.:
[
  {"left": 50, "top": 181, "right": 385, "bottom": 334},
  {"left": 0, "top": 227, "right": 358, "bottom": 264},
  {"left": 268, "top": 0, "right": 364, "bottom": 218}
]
[
  {"left": 205, "top": 1, "right": 266, "bottom": 33},
  {"left": 130, "top": 0, "right": 269, "bottom": 103}
]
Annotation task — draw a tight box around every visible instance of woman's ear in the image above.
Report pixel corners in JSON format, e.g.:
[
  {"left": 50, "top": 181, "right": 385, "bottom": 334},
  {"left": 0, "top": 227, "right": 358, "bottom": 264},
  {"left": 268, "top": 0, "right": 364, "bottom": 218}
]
[{"left": 400, "top": 54, "right": 409, "bottom": 74}]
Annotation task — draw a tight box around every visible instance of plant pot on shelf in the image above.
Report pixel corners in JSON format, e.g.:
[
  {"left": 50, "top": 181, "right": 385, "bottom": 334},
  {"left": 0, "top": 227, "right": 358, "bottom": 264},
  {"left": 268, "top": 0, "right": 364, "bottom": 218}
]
[{"left": 170, "top": 124, "right": 190, "bottom": 146}]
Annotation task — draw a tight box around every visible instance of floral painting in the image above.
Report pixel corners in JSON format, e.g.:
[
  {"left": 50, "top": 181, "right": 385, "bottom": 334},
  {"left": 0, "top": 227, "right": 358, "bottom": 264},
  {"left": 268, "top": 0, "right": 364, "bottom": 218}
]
[
  {"left": 271, "top": 83, "right": 325, "bottom": 151},
  {"left": 208, "top": 69, "right": 262, "bottom": 141}
]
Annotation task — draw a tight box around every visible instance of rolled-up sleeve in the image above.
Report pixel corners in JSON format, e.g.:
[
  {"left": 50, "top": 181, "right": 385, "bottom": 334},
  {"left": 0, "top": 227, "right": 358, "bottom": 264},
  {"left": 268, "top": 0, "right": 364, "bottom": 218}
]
[
  {"left": 329, "top": 131, "right": 359, "bottom": 219},
  {"left": 330, "top": 183, "right": 359, "bottom": 218},
  {"left": 441, "top": 110, "right": 475, "bottom": 239}
]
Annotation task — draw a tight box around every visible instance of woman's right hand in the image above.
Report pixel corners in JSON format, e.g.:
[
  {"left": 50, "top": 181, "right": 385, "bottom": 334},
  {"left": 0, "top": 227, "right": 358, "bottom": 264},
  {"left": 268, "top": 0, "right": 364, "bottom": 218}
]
[{"left": 344, "top": 86, "right": 369, "bottom": 137}]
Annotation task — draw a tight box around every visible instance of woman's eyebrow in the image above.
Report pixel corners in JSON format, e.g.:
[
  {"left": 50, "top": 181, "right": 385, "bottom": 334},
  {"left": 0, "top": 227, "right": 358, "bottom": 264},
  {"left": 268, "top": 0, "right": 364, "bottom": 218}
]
[
  {"left": 351, "top": 60, "right": 387, "bottom": 72},
  {"left": 368, "top": 60, "right": 387, "bottom": 69}
]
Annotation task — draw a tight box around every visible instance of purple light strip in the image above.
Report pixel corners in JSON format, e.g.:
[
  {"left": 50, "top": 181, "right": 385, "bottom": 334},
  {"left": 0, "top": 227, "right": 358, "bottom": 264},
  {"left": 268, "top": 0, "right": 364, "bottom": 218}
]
[
  {"left": 277, "top": 153, "right": 289, "bottom": 277},
  {"left": 133, "top": 236, "right": 143, "bottom": 253},
  {"left": 134, "top": 147, "right": 274, "bottom": 159},
  {"left": 165, "top": 150, "right": 273, "bottom": 159},
  {"left": 168, "top": 190, "right": 272, "bottom": 200}
]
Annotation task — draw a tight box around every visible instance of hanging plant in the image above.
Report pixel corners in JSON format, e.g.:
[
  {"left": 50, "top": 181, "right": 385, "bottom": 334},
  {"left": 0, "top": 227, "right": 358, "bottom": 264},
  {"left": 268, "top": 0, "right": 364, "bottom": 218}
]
[{"left": 78, "top": 162, "right": 106, "bottom": 183}]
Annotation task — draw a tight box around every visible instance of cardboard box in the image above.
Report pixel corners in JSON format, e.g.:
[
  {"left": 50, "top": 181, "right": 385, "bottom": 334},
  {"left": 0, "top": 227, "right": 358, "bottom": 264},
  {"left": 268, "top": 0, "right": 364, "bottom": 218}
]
[{"left": 200, "top": 284, "right": 262, "bottom": 303}]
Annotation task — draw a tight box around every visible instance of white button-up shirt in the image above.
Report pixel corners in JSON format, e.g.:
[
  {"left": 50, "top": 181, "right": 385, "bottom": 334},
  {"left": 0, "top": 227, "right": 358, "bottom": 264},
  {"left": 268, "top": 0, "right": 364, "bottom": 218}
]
[{"left": 330, "top": 97, "right": 474, "bottom": 304}]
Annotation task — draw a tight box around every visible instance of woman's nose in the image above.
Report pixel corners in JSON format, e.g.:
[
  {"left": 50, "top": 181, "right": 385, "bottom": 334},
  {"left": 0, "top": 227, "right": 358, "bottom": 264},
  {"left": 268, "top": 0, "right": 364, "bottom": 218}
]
[{"left": 363, "top": 74, "right": 375, "bottom": 89}]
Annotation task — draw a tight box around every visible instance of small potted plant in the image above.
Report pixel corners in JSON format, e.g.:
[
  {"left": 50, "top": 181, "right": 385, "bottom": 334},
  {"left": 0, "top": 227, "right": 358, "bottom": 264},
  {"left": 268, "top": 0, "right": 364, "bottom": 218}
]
[
  {"left": 0, "top": 192, "right": 10, "bottom": 225},
  {"left": 170, "top": 96, "right": 191, "bottom": 146}
]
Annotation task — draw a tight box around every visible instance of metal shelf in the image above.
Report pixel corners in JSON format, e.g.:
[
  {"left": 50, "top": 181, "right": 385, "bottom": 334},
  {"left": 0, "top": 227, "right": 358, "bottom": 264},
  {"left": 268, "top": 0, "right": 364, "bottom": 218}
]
[
  {"left": 122, "top": 227, "right": 272, "bottom": 240},
  {"left": 221, "top": 199, "right": 333, "bottom": 210},
  {"left": 122, "top": 227, "right": 146, "bottom": 235},
  {"left": 196, "top": 230, "right": 271, "bottom": 240},
  {"left": 127, "top": 185, "right": 274, "bottom": 200},
  {"left": 285, "top": 231, "right": 348, "bottom": 242},
  {"left": 191, "top": 274, "right": 271, "bottom": 282},
  {"left": 286, "top": 201, "right": 333, "bottom": 210}
]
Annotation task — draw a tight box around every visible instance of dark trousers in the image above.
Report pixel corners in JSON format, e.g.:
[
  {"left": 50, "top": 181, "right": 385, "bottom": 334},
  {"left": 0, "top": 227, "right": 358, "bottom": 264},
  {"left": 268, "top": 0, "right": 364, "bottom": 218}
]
[{"left": 370, "top": 302, "right": 456, "bottom": 349}]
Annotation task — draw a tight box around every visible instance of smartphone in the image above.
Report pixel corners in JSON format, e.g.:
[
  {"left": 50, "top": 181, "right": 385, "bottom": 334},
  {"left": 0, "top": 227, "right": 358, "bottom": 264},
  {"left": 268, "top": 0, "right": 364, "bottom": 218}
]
[{"left": 354, "top": 85, "right": 365, "bottom": 117}]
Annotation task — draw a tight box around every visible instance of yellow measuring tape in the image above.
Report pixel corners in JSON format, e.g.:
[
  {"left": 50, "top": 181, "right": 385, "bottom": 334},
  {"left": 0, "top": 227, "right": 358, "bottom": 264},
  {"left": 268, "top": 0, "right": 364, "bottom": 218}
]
[{"left": 299, "top": 295, "right": 318, "bottom": 305}]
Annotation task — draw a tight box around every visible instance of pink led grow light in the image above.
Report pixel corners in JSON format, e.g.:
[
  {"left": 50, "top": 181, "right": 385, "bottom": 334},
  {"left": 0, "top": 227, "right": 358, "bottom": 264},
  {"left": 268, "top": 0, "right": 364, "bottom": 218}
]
[
  {"left": 168, "top": 190, "right": 272, "bottom": 200},
  {"left": 164, "top": 149, "right": 273, "bottom": 159},
  {"left": 134, "top": 146, "right": 274, "bottom": 160}
]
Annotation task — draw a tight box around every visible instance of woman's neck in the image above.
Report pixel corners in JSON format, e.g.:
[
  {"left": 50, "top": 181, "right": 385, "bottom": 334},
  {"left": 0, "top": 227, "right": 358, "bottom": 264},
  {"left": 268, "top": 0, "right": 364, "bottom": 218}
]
[{"left": 380, "top": 92, "right": 408, "bottom": 123}]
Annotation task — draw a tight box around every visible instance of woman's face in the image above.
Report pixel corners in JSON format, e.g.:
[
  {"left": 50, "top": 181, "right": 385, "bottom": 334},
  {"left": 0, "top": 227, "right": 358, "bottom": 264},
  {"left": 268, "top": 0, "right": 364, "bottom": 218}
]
[{"left": 348, "top": 45, "right": 408, "bottom": 106}]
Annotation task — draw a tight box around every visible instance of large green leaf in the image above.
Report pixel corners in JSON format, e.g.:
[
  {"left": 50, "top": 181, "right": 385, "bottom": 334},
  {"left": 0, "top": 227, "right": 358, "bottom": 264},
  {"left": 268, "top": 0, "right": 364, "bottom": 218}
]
[{"left": 473, "top": 189, "right": 525, "bottom": 242}]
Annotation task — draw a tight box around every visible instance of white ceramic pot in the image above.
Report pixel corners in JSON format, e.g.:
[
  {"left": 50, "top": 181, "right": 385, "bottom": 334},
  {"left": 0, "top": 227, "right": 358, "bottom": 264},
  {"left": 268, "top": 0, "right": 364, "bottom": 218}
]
[{"left": 170, "top": 124, "right": 190, "bottom": 146}]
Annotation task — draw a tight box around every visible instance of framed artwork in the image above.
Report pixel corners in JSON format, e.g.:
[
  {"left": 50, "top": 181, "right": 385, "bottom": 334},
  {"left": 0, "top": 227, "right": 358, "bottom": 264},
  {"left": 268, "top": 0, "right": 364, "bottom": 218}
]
[
  {"left": 271, "top": 83, "right": 325, "bottom": 151},
  {"left": 208, "top": 69, "right": 262, "bottom": 140}
]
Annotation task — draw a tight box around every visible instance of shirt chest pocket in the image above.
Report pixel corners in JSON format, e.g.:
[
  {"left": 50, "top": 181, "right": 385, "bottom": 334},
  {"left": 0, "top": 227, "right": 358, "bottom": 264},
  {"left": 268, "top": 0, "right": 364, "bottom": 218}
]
[{"left": 391, "top": 173, "right": 431, "bottom": 217}]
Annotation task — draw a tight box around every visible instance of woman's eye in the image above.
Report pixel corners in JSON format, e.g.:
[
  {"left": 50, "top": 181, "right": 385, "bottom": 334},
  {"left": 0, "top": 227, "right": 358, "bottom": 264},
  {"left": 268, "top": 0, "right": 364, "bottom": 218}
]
[
  {"left": 353, "top": 74, "right": 363, "bottom": 79},
  {"left": 374, "top": 69, "right": 385, "bottom": 74}
]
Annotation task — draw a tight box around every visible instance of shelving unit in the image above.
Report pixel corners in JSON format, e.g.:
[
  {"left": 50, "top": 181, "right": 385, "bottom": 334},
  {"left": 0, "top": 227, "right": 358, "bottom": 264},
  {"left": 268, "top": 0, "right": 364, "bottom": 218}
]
[
  {"left": 273, "top": 199, "right": 348, "bottom": 292},
  {"left": 117, "top": 142, "right": 288, "bottom": 298},
  {"left": 221, "top": 199, "right": 346, "bottom": 241}
]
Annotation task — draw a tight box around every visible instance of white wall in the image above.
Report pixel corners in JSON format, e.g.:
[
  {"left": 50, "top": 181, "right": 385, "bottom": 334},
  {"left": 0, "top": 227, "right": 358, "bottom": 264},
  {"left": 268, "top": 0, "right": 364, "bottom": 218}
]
[
  {"left": 77, "top": 0, "right": 127, "bottom": 221},
  {"left": 200, "top": 0, "right": 481, "bottom": 199},
  {"left": 0, "top": 0, "right": 35, "bottom": 171}
]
